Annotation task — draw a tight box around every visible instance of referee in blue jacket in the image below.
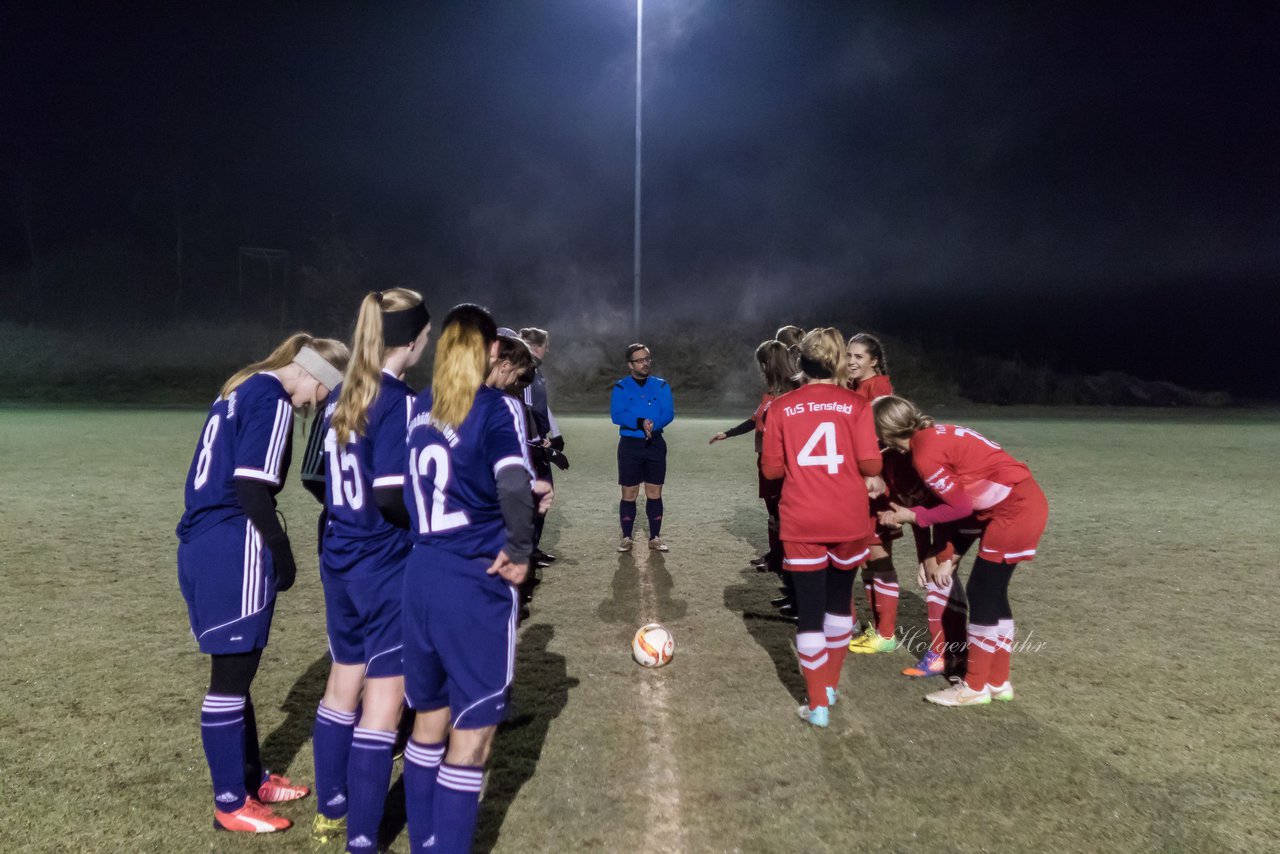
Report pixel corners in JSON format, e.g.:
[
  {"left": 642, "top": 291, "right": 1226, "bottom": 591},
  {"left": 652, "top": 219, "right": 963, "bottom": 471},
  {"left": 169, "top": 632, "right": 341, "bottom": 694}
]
[{"left": 611, "top": 343, "right": 675, "bottom": 552}]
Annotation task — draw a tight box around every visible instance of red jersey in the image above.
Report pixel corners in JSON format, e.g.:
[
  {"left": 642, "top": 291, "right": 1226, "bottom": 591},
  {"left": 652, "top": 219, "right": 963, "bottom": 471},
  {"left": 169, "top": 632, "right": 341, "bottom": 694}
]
[
  {"left": 910, "top": 425, "right": 1031, "bottom": 526},
  {"left": 760, "top": 383, "right": 880, "bottom": 542},
  {"left": 852, "top": 373, "right": 894, "bottom": 402}
]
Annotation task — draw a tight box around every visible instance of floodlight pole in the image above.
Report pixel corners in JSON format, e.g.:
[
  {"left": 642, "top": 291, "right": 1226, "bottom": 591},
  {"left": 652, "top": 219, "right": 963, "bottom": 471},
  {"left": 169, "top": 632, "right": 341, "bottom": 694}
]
[{"left": 632, "top": 0, "right": 643, "bottom": 336}]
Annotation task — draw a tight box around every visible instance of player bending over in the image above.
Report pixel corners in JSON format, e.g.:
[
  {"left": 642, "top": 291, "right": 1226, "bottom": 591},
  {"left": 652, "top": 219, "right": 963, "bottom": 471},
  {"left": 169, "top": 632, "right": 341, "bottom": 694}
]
[
  {"left": 875, "top": 396, "right": 1049, "bottom": 707},
  {"left": 176, "top": 333, "right": 348, "bottom": 832}
]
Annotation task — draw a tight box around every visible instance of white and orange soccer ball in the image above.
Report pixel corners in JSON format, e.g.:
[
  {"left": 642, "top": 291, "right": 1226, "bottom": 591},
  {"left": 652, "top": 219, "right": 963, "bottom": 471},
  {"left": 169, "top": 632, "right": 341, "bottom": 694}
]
[{"left": 632, "top": 623, "right": 675, "bottom": 668}]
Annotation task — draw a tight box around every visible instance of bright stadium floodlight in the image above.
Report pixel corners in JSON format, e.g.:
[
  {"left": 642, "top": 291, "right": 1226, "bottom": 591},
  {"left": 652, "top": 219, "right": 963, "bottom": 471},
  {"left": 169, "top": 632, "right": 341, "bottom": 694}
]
[{"left": 632, "top": 0, "right": 643, "bottom": 335}]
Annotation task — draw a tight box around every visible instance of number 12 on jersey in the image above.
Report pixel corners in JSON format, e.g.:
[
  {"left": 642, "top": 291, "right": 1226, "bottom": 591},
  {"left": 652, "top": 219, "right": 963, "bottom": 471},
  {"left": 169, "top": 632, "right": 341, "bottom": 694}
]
[
  {"left": 409, "top": 444, "right": 469, "bottom": 535},
  {"left": 796, "top": 422, "right": 845, "bottom": 474}
]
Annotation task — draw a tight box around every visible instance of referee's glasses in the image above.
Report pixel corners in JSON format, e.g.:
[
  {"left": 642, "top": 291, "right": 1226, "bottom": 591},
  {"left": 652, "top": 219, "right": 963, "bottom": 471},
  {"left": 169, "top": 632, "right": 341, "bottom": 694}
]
[{"left": 629, "top": 356, "right": 653, "bottom": 365}]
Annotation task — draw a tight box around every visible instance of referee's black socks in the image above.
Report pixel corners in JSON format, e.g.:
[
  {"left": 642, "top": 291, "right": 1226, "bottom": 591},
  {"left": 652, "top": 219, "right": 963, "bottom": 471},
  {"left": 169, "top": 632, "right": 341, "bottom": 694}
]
[
  {"left": 646, "top": 498, "right": 663, "bottom": 539},
  {"left": 620, "top": 500, "right": 637, "bottom": 538}
]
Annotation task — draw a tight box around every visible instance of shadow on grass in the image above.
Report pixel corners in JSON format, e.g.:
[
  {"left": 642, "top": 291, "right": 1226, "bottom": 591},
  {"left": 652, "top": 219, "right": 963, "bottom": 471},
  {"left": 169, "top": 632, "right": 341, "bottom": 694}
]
[
  {"left": 597, "top": 551, "right": 688, "bottom": 625},
  {"left": 261, "top": 653, "right": 330, "bottom": 775},
  {"left": 722, "top": 565, "right": 805, "bottom": 704},
  {"left": 473, "top": 623, "right": 580, "bottom": 853}
]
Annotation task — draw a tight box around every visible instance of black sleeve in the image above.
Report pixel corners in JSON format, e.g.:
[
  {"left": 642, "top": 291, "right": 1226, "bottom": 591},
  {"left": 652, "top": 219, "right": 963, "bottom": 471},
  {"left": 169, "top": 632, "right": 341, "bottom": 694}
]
[
  {"left": 234, "top": 479, "right": 297, "bottom": 590},
  {"left": 302, "top": 479, "right": 325, "bottom": 503},
  {"left": 722, "top": 417, "right": 756, "bottom": 438},
  {"left": 374, "top": 485, "right": 411, "bottom": 529},
  {"left": 495, "top": 465, "right": 535, "bottom": 565}
]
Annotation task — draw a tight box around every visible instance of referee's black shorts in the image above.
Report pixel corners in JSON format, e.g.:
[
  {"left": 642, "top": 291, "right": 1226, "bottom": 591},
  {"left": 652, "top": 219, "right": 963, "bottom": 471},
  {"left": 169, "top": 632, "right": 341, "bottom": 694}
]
[{"left": 617, "top": 435, "right": 666, "bottom": 486}]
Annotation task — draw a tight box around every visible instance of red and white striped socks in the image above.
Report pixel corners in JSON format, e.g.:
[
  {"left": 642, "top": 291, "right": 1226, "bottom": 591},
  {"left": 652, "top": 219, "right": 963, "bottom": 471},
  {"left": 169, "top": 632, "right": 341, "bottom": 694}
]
[
  {"left": 822, "top": 613, "right": 853, "bottom": 691},
  {"left": 925, "top": 580, "right": 952, "bottom": 655},
  {"left": 990, "top": 619, "right": 1015, "bottom": 686},
  {"left": 796, "top": 631, "right": 829, "bottom": 710},
  {"left": 964, "top": 623, "right": 1001, "bottom": 691}
]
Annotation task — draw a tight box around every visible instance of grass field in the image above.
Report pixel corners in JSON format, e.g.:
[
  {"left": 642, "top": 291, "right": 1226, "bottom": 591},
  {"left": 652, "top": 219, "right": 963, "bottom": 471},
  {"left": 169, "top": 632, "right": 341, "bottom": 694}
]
[{"left": 2, "top": 407, "right": 1278, "bottom": 853}]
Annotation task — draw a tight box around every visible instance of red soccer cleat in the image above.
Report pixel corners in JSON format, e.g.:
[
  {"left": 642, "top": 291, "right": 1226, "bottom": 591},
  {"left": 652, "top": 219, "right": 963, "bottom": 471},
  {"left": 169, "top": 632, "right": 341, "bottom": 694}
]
[
  {"left": 257, "top": 773, "right": 310, "bottom": 804},
  {"left": 214, "top": 798, "right": 292, "bottom": 833}
]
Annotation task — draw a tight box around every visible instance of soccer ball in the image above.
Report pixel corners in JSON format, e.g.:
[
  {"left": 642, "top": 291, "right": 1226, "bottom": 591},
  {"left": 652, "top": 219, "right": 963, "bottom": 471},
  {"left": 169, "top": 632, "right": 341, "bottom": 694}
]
[{"left": 632, "top": 623, "right": 675, "bottom": 668}]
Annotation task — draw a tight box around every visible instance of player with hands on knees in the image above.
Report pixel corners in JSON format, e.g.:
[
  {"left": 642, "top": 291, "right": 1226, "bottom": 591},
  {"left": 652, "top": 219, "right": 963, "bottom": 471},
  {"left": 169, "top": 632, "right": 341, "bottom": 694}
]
[{"left": 873, "top": 396, "right": 1048, "bottom": 707}]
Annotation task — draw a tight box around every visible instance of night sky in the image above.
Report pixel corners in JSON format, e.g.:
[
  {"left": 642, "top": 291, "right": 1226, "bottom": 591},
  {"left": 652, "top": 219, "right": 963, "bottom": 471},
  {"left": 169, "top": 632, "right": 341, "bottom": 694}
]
[{"left": 2, "top": 2, "right": 1278, "bottom": 395}]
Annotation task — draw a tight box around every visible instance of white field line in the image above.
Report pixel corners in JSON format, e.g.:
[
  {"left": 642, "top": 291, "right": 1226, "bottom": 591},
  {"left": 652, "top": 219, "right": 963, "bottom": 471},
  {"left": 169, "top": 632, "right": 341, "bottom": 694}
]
[{"left": 635, "top": 549, "right": 688, "bottom": 853}]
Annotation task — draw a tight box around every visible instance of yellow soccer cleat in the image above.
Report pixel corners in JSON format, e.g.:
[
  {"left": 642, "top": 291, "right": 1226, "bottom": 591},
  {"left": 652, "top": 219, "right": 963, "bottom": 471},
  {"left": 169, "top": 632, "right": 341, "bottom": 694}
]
[
  {"left": 311, "top": 812, "right": 347, "bottom": 844},
  {"left": 848, "top": 627, "right": 897, "bottom": 654}
]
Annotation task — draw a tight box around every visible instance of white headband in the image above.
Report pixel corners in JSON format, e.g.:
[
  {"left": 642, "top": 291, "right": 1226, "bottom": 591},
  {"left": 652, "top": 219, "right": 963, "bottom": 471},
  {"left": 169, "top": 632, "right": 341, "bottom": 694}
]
[{"left": 294, "top": 346, "right": 344, "bottom": 390}]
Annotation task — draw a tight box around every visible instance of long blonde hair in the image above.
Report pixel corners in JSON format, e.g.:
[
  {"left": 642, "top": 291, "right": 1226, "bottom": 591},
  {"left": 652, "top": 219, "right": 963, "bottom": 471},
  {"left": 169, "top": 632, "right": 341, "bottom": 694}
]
[
  {"left": 331, "top": 288, "right": 425, "bottom": 440},
  {"left": 431, "top": 304, "right": 498, "bottom": 429},
  {"left": 219, "top": 333, "right": 350, "bottom": 400},
  {"left": 797, "top": 327, "right": 849, "bottom": 386},
  {"left": 873, "top": 395, "right": 936, "bottom": 444}
]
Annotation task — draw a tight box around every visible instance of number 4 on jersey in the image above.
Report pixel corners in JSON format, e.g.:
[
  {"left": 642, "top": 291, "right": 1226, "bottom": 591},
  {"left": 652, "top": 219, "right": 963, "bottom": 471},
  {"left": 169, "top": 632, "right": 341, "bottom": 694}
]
[{"left": 797, "top": 421, "right": 844, "bottom": 474}]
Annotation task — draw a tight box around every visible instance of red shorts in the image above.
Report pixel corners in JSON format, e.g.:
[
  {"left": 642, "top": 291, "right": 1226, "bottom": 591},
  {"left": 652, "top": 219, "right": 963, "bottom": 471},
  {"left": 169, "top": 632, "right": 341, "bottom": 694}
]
[
  {"left": 976, "top": 478, "right": 1048, "bottom": 564},
  {"left": 867, "top": 494, "right": 903, "bottom": 547},
  {"left": 782, "top": 540, "right": 871, "bottom": 573}
]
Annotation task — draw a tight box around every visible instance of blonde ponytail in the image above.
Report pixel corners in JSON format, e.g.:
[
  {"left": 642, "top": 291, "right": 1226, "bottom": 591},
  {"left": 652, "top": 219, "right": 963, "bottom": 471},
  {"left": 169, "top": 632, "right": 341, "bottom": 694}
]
[{"left": 430, "top": 304, "right": 497, "bottom": 429}]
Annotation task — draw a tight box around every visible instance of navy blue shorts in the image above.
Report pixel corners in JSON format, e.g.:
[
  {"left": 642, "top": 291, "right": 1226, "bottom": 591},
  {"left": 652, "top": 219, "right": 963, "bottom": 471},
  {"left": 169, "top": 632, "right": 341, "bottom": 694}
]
[
  {"left": 178, "top": 517, "right": 277, "bottom": 655},
  {"left": 402, "top": 544, "right": 519, "bottom": 730},
  {"left": 321, "top": 557, "right": 405, "bottom": 679},
  {"left": 617, "top": 435, "right": 666, "bottom": 486}
]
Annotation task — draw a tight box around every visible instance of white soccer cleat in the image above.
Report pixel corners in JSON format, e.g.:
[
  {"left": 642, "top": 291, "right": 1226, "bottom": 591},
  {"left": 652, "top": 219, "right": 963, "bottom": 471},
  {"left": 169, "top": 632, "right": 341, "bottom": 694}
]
[
  {"left": 988, "top": 681, "right": 1015, "bottom": 702},
  {"left": 617, "top": 536, "right": 634, "bottom": 552},
  {"left": 649, "top": 537, "right": 669, "bottom": 552},
  {"left": 925, "top": 682, "right": 992, "bottom": 708}
]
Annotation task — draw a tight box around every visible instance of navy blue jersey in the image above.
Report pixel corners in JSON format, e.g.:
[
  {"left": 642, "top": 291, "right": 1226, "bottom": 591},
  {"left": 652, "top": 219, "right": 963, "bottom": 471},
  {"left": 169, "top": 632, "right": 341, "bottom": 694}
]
[
  {"left": 320, "top": 372, "right": 415, "bottom": 574},
  {"left": 177, "top": 372, "right": 294, "bottom": 542},
  {"left": 404, "top": 385, "right": 533, "bottom": 562}
]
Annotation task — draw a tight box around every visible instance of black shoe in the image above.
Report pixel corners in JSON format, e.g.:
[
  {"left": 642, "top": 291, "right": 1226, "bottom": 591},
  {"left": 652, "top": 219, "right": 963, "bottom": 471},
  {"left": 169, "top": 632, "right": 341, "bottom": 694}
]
[
  {"left": 537, "top": 551, "right": 557, "bottom": 563},
  {"left": 754, "top": 561, "right": 772, "bottom": 573},
  {"left": 771, "top": 595, "right": 791, "bottom": 608},
  {"left": 777, "top": 604, "right": 796, "bottom": 618}
]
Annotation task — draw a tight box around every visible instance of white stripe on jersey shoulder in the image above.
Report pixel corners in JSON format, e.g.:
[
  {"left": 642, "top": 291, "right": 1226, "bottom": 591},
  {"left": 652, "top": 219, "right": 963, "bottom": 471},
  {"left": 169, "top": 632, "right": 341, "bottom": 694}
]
[
  {"left": 259, "top": 398, "right": 292, "bottom": 482},
  {"left": 267, "top": 399, "right": 293, "bottom": 478},
  {"left": 498, "top": 396, "right": 535, "bottom": 475}
]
